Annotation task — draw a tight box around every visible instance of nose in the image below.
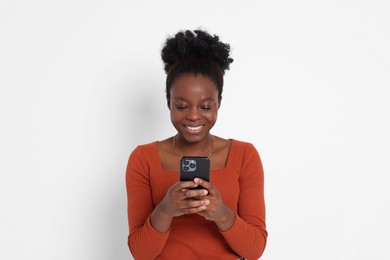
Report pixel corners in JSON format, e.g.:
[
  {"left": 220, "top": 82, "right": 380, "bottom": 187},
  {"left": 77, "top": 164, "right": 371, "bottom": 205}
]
[{"left": 186, "top": 107, "right": 201, "bottom": 121}]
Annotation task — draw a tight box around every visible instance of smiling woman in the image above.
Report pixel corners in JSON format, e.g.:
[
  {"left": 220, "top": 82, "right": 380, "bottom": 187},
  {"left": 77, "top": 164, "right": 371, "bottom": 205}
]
[
  {"left": 170, "top": 74, "right": 219, "bottom": 146},
  {"left": 125, "top": 29, "right": 267, "bottom": 260}
]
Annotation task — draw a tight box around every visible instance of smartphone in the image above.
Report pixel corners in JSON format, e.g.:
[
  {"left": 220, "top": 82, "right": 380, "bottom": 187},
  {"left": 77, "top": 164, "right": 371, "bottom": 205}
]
[{"left": 180, "top": 156, "right": 210, "bottom": 189}]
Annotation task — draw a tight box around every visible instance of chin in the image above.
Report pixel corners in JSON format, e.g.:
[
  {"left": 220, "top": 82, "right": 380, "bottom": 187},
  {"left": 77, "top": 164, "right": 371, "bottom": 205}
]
[{"left": 178, "top": 129, "right": 208, "bottom": 143}]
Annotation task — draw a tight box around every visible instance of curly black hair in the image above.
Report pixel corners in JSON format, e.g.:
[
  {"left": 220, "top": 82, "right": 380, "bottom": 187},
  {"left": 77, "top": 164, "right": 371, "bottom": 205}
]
[{"left": 161, "top": 29, "right": 233, "bottom": 102}]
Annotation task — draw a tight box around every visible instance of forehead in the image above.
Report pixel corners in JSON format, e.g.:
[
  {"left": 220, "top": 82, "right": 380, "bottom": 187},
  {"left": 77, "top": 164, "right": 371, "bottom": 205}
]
[{"left": 170, "top": 74, "right": 218, "bottom": 99}]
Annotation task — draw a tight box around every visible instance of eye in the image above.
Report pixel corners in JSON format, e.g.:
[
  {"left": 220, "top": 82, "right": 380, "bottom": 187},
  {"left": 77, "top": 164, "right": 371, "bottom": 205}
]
[
  {"left": 176, "top": 105, "right": 189, "bottom": 110},
  {"left": 201, "top": 106, "right": 211, "bottom": 111}
]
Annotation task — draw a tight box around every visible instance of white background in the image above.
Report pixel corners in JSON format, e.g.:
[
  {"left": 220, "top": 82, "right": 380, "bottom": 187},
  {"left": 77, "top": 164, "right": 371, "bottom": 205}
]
[{"left": 1, "top": 0, "right": 389, "bottom": 259}]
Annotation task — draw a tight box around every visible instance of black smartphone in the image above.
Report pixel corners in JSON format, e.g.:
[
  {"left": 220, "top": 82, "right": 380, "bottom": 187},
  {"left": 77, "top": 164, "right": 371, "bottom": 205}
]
[{"left": 180, "top": 156, "right": 210, "bottom": 189}]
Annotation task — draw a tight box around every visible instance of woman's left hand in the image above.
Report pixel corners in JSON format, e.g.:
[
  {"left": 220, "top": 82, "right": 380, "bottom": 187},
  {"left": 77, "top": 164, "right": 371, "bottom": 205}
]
[{"left": 194, "top": 178, "right": 235, "bottom": 231}]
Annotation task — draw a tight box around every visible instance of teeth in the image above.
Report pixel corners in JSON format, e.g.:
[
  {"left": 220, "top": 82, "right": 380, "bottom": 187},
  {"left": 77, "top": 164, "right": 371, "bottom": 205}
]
[{"left": 185, "top": 125, "right": 203, "bottom": 131}]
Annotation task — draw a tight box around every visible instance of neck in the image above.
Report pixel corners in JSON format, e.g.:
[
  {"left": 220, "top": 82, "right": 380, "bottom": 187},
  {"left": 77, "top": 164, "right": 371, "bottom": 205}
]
[{"left": 173, "top": 134, "right": 215, "bottom": 157}]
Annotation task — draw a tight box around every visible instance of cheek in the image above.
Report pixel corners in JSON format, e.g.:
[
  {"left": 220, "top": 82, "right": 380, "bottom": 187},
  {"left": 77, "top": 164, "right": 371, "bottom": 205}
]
[
  {"left": 170, "top": 110, "right": 180, "bottom": 124},
  {"left": 205, "top": 111, "right": 218, "bottom": 121},
  {"left": 170, "top": 111, "right": 175, "bottom": 122}
]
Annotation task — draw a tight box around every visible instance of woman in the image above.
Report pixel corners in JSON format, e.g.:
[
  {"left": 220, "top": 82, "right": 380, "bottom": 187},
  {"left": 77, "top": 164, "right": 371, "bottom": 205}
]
[{"left": 126, "top": 29, "right": 267, "bottom": 259}]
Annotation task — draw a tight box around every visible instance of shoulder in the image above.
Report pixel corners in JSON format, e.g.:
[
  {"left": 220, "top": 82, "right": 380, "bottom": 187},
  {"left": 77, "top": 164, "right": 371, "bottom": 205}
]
[
  {"left": 129, "top": 141, "right": 158, "bottom": 161},
  {"left": 131, "top": 141, "right": 157, "bottom": 152},
  {"left": 229, "top": 139, "right": 263, "bottom": 169},
  {"left": 229, "top": 140, "right": 264, "bottom": 179},
  {"left": 127, "top": 141, "right": 159, "bottom": 175},
  {"left": 231, "top": 139, "right": 259, "bottom": 154}
]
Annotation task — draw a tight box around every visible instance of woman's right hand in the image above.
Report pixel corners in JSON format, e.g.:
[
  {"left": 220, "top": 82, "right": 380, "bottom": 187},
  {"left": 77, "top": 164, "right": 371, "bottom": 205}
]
[
  {"left": 151, "top": 181, "right": 210, "bottom": 233},
  {"left": 159, "top": 181, "right": 210, "bottom": 218}
]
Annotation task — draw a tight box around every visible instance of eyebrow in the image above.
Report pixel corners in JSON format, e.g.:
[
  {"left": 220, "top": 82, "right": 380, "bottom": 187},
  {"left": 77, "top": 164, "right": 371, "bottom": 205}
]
[{"left": 173, "top": 97, "right": 216, "bottom": 102}]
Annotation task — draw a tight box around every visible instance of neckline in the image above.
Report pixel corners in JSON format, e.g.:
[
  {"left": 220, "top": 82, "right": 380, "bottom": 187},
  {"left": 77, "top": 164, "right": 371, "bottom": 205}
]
[{"left": 154, "top": 139, "right": 235, "bottom": 173}]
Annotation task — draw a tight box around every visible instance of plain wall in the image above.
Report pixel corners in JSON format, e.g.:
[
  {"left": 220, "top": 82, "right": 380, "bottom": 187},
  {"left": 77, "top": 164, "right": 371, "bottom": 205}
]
[{"left": 1, "top": 0, "right": 389, "bottom": 259}]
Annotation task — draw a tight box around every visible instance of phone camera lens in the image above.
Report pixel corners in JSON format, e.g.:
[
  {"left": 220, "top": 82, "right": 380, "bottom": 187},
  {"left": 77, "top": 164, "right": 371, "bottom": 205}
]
[
  {"left": 190, "top": 163, "right": 196, "bottom": 168},
  {"left": 183, "top": 166, "right": 189, "bottom": 171},
  {"left": 183, "top": 160, "right": 189, "bottom": 165}
]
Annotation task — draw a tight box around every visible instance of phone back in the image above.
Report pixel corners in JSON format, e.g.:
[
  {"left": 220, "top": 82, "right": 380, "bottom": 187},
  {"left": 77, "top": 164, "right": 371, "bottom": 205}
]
[{"left": 180, "top": 156, "right": 210, "bottom": 183}]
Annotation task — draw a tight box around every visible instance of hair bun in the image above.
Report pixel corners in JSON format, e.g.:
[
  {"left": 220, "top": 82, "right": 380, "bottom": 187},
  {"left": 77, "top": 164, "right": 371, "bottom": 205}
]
[{"left": 161, "top": 29, "right": 233, "bottom": 74}]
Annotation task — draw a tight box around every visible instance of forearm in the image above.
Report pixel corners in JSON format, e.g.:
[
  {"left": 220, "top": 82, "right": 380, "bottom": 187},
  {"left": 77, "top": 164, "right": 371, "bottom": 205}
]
[
  {"left": 214, "top": 205, "right": 236, "bottom": 232},
  {"left": 128, "top": 214, "right": 170, "bottom": 260},
  {"left": 215, "top": 205, "right": 266, "bottom": 259},
  {"left": 150, "top": 203, "right": 173, "bottom": 233},
  {"left": 221, "top": 214, "right": 267, "bottom": 260}
]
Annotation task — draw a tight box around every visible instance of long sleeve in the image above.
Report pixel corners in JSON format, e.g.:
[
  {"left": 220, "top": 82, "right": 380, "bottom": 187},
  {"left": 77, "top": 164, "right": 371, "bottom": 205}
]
[
  {"left": 220, "top": 143, "right": 267, "bottom": 260},
  {"left": 125, "top": 141, "right": 267, "bottom": 259},
  {"left": 126, "top": 146, "right": 169, "bottom": 259}
]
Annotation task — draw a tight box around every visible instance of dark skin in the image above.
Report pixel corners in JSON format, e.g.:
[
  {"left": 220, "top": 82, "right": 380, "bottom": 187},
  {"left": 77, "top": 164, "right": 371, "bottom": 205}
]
[{"left": 151, "top": 73, "right": 235, "bottom": 233}]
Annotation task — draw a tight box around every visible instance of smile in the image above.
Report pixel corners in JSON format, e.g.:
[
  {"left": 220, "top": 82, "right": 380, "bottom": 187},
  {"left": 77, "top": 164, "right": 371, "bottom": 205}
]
[{"left": 184, "top": 125, "right": 204, "bottom": 131}]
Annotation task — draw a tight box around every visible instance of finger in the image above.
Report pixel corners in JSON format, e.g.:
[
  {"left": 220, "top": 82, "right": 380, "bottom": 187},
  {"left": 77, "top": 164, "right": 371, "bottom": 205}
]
[
  {"left": 194, "top": 178, "right": 215, "bottom": 195},
  {"left": 181, "top": 205, "right": 207, "bottom": 214},
  {"left": 174, "top": 181, "right": 198, "bottom": 192},
  {"left": 182, "top": 188, "right": 208, "bottom": 199},
  {"left": 184, "top": 198, "right": 210, "bottom": 208}
]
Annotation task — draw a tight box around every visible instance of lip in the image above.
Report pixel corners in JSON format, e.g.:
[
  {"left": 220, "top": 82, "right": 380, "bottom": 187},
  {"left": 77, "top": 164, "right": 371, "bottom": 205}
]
[{"left": 183, "top": 124, "right": 205, "bottom": 134}]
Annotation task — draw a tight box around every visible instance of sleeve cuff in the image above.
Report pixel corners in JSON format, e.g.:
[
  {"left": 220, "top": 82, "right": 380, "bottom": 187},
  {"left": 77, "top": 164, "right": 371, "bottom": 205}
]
[
  {"left": 220, "top": 212, "right": 240, "bottom": 235},
  {"left": 145, "top": 215, "right": 171, "bottom": 237}
]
